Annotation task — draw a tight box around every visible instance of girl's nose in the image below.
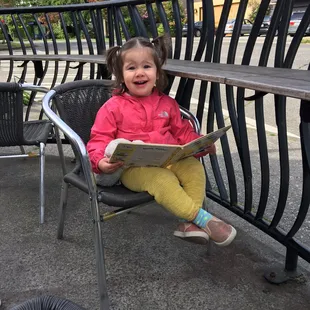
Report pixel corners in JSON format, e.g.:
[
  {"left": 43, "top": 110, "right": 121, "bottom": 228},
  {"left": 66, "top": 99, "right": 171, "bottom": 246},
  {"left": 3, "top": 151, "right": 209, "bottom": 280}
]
[{"left": 135, "top": 67, "right": 145, "bottom": 76}]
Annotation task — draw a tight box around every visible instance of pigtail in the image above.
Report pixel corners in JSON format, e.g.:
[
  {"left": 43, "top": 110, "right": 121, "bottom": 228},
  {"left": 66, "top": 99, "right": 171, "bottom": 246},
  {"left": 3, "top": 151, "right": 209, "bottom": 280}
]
[
  {"left": 152, "top": 34, "right": 171, "bottom": 66},
  {"left": 105, "top": 45, "right": 126, "bottom": 94},
  {"left": 106, "top": 45, "right": 122, "bottom": 76}
]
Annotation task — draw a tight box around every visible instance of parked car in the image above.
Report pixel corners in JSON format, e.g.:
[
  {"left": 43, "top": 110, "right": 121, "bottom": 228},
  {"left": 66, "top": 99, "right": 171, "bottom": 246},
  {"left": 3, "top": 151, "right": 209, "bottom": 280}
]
[
  {"left": 182, "top": 21, "right": 203, "bottom": 37},
  {"left": 224, "top": 18, "right": 272, "bottom": 36},
  {"left": 258, "top": 20, "right": 269, "bottom": 36},
  {"left": 258, "top": 15, "right": 273, "bottom": 36},
  {"left": 288, "top": 11, "right": 310, "bottom": 37},
  {"left": 263, "top": 15, "right": 272, "bottom": 26},
  {"left": 224, "top": 19, "right": 253, "bottom": 36}
]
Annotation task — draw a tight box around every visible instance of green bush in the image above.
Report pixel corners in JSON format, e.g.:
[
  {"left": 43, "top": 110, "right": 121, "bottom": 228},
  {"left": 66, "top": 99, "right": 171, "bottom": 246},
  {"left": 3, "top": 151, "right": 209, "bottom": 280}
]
[
  {"left": 123, "top": 17, "right": 136, "bottom": 37},
  {"left": 157, "top": 24, "right": 165, "bottom": 36},
  {"left": 52, "top": 22, "right": 65, "bottom": 39},
  {"left": 23, "top": 91, "right": 31, "bottom": 106},
  {"left": 156, "top": 22, "right": 176, "bottom": 37}
]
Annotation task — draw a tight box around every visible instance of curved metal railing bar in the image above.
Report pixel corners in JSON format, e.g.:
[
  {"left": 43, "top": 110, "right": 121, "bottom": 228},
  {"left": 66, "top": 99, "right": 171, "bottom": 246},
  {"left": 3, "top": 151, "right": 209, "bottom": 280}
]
[
  {"left": 145, "top": 1, "right": 158, "bottom": 39},
  {"left": 235, "top": 0, "right": 255, "bottom": 214},
  {"left": 286, "top": 65, "right": 310, "bottom": 239},
  {"left": 173, "top": 0, "right": 193, "bottom": 107},
  {"left": 268, "top": 3, "right": 310, "bottom": 230},
  {"left": 253, "top": 0, "right": 285, "bottom": 221},
  {"left": 265, "top": 1, "right": 293, "bottom": 230},
  {"left": 207, "top": 0, "right": 237, "bottom": 203},
  {"left": 180, "top": 0, "right": 212, "bottom": 111},
  {"left": 217, "top": 0, "right": 240, "bottom": 206}
]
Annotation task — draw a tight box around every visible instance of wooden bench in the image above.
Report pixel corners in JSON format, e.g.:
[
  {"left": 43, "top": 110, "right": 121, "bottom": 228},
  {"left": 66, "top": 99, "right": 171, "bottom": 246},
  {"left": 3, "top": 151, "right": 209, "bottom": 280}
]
[{"left": 0, "top": 54, "right": 309, "bottom": 101}]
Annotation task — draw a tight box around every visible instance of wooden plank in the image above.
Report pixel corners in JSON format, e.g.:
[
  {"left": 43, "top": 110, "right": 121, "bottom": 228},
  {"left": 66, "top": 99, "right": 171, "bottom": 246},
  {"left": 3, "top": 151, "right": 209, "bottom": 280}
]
[
  {"left": 164, "top": 59, "right": 310, "bottom": 101},
  {"left": 0, "top": 54, "right": 309, "bottom": 101}
]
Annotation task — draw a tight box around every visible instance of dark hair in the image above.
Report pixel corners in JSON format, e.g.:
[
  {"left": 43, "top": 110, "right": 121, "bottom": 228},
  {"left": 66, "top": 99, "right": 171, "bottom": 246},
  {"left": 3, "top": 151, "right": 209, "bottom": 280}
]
[{"left": 106, "top": 35, "right": 171, "bottom": 95}]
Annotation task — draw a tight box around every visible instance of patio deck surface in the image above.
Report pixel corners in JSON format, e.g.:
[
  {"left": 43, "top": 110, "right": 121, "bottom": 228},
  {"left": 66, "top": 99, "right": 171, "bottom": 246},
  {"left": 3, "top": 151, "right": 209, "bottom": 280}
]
[{"left": 1, "top": 144, "right": 310, "bottom": 310}]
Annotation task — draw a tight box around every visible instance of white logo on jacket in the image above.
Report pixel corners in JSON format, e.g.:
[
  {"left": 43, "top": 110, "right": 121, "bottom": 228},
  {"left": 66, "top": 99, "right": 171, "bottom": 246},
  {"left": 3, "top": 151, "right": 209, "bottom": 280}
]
[{"left": 158, "top": 111, "right": 169, "bottom": 118}]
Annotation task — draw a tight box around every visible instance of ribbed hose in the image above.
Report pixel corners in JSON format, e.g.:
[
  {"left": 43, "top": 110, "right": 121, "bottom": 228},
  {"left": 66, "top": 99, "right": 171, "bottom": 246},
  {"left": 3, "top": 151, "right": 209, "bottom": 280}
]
[{"left": 10, "top": 295, "right": 86, "bottom": 310}]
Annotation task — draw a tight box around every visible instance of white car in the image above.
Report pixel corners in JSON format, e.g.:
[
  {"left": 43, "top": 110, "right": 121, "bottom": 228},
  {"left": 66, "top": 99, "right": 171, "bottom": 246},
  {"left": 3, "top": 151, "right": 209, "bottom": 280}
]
[
  {"left": 288, "top": 11, "right": 310, "bottom": 37},
  {"left": 224, "top": 19, "right": 253, "bottom": 36}
]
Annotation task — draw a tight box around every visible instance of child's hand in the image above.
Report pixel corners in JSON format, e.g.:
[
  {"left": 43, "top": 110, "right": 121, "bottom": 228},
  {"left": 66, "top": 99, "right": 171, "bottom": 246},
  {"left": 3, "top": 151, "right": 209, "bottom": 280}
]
[
  {"left": 205, "top": 143, "right": 216, "bottom": 155},
  {"left": 98, "top": 157, "right": 124, "bottom": 174},
  {"left": 194, "top": 143, "right": 216, "bottom": 158}
]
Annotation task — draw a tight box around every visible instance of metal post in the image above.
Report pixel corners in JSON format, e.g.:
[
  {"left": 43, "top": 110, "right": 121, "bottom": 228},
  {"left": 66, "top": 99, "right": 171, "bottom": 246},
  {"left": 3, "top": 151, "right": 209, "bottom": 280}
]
[{"left": 285, "top": 246, "right": 298, "bottom": 271}]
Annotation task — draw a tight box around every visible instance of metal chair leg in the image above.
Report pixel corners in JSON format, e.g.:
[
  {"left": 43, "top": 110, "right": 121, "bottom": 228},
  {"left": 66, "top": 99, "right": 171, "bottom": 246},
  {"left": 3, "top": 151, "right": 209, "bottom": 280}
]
[
  {"left": 57, "top": 181, "right": 69, "bottom": 239},
  {"left": 92, "top": 199, "right": 110, "bottom": 310},
  {"left": 19, "top": 145, "right": 26, "bottom": 154},
  {"left": 54, "top": 125, "right": 67, "bottom": 176},
  {"left": 39, "top": 142, "right": 45, "bottom": 224}
]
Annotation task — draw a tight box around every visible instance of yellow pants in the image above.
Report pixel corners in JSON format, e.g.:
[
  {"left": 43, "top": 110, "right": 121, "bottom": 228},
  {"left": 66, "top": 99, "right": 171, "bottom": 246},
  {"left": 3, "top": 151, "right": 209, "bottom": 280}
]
[{"left": 121, "top": 156, "right": 206, "bottom": 221}]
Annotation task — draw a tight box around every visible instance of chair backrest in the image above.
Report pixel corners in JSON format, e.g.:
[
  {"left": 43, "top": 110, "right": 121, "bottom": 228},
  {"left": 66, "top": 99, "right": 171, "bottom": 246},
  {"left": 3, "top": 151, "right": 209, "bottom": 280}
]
[
  {"left": 52, "top": 79, "right": 202, "bottom": 145},
  {"left": 52, "top": 79, "right": 114, "bottom": 145},
  {"left": 0, "top": 82, "right": 25, "bottom": 146}
]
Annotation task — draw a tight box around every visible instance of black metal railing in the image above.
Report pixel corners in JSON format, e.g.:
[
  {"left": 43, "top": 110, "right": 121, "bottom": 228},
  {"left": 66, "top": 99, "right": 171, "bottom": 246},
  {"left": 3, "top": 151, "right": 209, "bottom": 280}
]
[{"left": 0, "top": 0, "right": 310, "bottom": 282}]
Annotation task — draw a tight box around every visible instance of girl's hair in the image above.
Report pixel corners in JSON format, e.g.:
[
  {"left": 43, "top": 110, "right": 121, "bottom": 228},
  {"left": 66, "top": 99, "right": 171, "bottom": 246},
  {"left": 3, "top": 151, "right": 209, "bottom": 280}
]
[{"left": 106, "top": 35, "right": 171, "bottom": 95}]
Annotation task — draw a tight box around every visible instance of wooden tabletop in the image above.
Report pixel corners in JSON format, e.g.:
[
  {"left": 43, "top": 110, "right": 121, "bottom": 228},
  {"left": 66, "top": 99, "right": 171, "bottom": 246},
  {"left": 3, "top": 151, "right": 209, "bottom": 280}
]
[{"left": 0, "top": 54, "right": 309, "bottom": 101}]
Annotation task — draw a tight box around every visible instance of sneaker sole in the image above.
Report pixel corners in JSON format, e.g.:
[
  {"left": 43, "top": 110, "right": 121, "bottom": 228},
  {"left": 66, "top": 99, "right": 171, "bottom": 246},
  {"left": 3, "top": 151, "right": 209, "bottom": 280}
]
[
  {"left": 173, "top": 231, "right": 209, "bottom": 245},
  {"left": 213, "top": 226, "right": 237, "bottom": 247}
]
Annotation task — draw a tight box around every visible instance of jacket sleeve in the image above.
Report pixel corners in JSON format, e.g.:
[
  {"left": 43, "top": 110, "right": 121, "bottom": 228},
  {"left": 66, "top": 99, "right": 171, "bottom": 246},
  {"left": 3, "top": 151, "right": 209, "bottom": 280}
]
[
  {"left": 169, "top": 98, "right": 201, "bottom": 145},
  {"left": 86, "top": 104, "right": 118, "bottom": 173}
]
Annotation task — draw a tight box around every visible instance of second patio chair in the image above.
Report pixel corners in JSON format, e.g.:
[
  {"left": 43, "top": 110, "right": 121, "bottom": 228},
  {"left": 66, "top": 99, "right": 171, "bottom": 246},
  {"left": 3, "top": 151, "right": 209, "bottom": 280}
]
[
  {"left": 42, "top": 79, "right": 202, "bottom": 310},
  {"left": 0, "top": 82, "right": 54, "bottom": 224}
]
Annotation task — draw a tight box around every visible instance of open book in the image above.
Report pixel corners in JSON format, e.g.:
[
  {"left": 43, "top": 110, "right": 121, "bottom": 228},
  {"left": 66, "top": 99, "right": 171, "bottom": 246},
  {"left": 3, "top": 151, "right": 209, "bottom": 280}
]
[{"left": 109, "top": 125, "right": 231, "bottom": 167}]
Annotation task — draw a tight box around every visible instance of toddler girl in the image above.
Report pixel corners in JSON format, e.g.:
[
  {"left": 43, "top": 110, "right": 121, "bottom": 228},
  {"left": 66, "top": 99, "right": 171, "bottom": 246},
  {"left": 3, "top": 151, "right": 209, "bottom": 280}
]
[{"left": 87, "top": 35, "right": 236, "bottom": 246}]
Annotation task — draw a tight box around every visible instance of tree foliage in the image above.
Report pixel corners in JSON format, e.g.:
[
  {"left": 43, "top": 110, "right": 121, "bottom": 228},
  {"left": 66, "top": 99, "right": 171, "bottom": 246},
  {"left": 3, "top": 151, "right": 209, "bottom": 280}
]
[
  {"left": 0, "top": 0, "right": 104, "bottom": 7},
  {"left": 248, "top": 0, "right": 271, "bottom": 23},
  {"left": 1, "top": 0, "right": 184, "bottom": 39}
]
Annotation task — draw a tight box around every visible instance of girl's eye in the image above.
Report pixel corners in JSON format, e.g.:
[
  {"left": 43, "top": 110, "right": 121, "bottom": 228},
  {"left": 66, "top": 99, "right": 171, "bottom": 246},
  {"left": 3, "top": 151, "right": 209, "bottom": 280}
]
[
  {"left": 144, "top": 65, "right": 151, "bottom": 69},
  {"left": 127, "top": 66, "right": 135, "bottom": 70}
]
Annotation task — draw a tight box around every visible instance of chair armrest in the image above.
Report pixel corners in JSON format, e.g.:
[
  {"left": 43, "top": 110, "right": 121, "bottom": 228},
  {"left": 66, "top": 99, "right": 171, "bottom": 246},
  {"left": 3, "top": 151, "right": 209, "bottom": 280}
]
[
  {"left": 21, "top": 83, "right": 49, "bottom": 93},
  {"left": 42, "top": 89, "right": 97, "bottom": 194},
  {"left": 179, "top": 105, "right": 201, "bottom": 134}
]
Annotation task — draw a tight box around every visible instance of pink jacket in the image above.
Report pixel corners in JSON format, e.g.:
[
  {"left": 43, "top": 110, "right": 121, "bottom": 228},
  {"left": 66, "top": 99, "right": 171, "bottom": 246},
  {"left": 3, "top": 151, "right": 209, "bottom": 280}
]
[{"left": 87, "top": 89, "right": 201, "bottom": 173}]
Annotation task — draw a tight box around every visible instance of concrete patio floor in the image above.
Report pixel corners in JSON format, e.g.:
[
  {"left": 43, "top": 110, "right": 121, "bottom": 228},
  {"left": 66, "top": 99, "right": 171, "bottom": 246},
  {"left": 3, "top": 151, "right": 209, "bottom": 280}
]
[{"left": 1, "top": 144, "right": 310, "bottom": 310}]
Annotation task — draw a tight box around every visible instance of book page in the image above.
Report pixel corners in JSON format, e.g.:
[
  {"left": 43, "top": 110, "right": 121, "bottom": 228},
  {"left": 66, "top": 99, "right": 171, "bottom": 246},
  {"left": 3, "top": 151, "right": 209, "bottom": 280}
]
[
  {"left": 108, "top": 126, "right": 231, "bottom": 167},
  {"left": 109, "top": 143, "right": 180, "bottom": 167},
  {"left": 180, "top": 125, "right": 232, "bottom": 158}
]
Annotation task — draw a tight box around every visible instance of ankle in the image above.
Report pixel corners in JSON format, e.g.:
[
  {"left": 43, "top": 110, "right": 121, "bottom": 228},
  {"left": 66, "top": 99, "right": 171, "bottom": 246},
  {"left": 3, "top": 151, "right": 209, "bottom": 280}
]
[{"left": 192, "top": 208, "right": 213, "bottom": 228}]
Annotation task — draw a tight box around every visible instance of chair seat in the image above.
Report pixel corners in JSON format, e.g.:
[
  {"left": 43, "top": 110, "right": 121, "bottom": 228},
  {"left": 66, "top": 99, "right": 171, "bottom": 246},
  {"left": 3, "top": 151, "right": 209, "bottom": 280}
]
[
  {"left": 23, "top": 120, "right": 53, "bottom": 145},
  {"left": 64, "top": 170, "right": 154, "bottom": 208}
]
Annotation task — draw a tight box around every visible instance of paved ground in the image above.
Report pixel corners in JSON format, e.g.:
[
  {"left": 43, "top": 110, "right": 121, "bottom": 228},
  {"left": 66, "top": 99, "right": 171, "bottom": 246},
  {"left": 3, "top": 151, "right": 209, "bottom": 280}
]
[{"left": 0, "top": 143, "right": 310, "bottom": 310}]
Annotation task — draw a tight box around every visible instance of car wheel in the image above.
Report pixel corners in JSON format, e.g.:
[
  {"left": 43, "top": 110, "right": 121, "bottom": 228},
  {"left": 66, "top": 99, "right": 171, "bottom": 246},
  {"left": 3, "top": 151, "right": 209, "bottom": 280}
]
[{"left": 194, "top": 29, "right": 201, "bottom": 37}]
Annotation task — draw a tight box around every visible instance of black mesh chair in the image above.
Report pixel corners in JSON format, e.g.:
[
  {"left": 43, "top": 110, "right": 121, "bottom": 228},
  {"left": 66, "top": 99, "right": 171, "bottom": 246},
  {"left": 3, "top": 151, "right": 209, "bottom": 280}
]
[
  {"left": 42, "top": 79, "right": 202, "bottom": 309},
  {"left": 10, "top": 295, "right": 86, "bottom": 310},
  {"left": 0, "top": 82, "right": 54, "bottom": 224}
]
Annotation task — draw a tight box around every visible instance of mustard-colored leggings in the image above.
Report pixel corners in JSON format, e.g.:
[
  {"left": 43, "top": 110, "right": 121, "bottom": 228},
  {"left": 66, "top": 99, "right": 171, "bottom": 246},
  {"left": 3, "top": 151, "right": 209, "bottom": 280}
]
[{"left": 120, "top": 156, "right": 206, "bottom": 221}]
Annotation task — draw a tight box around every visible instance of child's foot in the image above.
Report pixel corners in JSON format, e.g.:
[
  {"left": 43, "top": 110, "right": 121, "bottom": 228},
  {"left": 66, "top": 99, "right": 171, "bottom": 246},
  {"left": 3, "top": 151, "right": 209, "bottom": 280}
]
[
  {"left": 173, "top": 223, "right": 209, "bottom": 245},
  {"left": 174, "top": 218, "right": 236, "bottom": 247},
  {"left": 204, "top": 217, "right": 236, "bottom": 246}
]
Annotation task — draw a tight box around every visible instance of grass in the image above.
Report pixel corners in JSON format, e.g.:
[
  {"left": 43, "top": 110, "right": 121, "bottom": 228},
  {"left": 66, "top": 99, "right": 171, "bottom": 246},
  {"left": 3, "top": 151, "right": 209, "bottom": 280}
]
[
  {"left": 301, "top": 37, "right": 310, "bottom": 44},
  {"left": 0, "top": 41, "right": 32, "bottom": 50}
]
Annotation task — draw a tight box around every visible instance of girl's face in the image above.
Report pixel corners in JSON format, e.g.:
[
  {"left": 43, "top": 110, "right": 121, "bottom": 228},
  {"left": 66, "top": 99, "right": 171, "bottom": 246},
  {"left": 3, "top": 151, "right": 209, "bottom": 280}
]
[{"left": 122, "top": 47, "right": 158, "bottom": 97}]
